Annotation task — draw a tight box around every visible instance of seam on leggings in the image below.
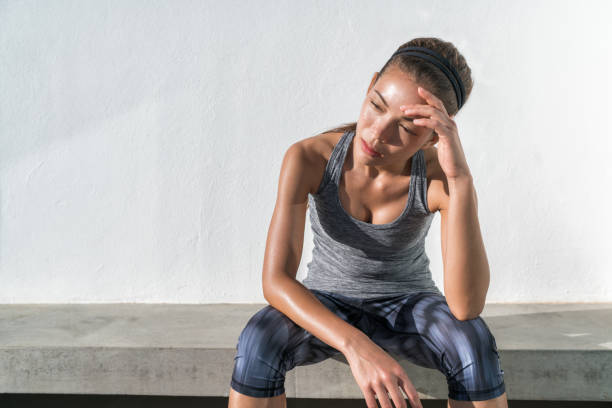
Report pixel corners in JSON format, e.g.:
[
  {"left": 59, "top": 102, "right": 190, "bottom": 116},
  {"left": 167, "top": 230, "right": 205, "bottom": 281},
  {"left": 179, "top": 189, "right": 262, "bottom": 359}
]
[
  {"left": 448, "top": 380, "right": 505, "bottom": 401},
  {"left": 230, "top": 377, "right": 285, "bottom": 397}
]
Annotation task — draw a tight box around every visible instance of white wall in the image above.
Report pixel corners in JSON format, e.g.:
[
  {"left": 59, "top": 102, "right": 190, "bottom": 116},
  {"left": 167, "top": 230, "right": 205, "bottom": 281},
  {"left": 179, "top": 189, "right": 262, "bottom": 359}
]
[{"left": 1, "top": 0, "right": 610, "bottom": 304}]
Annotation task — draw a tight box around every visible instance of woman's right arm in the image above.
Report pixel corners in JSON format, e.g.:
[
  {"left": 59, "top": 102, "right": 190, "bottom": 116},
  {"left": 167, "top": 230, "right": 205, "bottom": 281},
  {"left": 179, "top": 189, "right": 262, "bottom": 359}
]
[
  {"left": 261, "top": 140, "right": 368, "bottom": 355},
  {"left": 262, "top": 139, "right": 423, "bottom": 408}
]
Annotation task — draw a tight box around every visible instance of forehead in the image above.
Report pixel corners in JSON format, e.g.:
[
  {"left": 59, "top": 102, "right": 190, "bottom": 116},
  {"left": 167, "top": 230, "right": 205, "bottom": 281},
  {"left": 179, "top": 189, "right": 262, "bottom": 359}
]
[{"left": 373, "top": 67, "right": 425, "bottom": 106}]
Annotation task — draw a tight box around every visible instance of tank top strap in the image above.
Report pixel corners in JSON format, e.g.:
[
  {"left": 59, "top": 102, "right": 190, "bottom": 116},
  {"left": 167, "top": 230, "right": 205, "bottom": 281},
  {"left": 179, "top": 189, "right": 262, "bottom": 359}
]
[
  {"left": 329, "top": 130, "right": 354, "bottom": 185},
  {"left": 315, "top": 130, "right": 353, "bottom": 195},
  {"left": 318, "top": 130, "right": 431, "bottom": 215},
  {"left": 414, "top": 148, "right": 432, "bottom": 214}
]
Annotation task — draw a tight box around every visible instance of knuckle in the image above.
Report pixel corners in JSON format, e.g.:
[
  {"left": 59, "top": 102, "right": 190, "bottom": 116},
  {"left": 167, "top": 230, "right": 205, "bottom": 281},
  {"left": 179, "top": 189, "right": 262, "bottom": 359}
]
[
  {"left": 379, "top": 372, "right": 392, "bottom": 382},
  {"left": 373, "top": 375, "right": 384, "bottom": 385}
]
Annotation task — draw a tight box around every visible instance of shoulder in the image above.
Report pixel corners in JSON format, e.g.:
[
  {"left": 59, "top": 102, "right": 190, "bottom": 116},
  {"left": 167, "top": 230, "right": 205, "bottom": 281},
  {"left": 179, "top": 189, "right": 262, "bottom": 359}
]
[
  {"left": 288, "top": 131, "right": 344, "bottom": 195},
  {"left": 423, "top": 146, "right": 450, "bottom": 213}
]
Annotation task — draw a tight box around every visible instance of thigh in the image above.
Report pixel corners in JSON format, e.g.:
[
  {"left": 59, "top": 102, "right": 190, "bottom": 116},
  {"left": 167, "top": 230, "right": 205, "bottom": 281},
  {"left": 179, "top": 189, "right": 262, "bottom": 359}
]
[
  {"left": 367, "top": 292, "right": 505, "bottom": 400},
  {"left": 366, "top": 292, "right": 447, "bottom": 370},
  {"left": 284, "top": 289, "right": 369, "bottom": 369},
  {"left": 231, "top": 289, "right": 367, "bottom": 397},
  {"left": 370, "top": 293, "right": 503, "bottom": 380}
]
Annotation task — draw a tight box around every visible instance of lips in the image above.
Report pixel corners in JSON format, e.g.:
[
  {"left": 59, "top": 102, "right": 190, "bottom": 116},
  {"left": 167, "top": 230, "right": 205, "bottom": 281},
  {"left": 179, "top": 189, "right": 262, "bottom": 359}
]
[{"left": 361, "top": 138, "right": 381, "bottom": 157}]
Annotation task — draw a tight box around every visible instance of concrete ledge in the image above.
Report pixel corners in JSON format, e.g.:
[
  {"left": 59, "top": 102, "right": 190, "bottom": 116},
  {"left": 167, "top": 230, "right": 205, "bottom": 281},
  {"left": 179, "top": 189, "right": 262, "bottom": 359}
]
[{"left": 1, "top": 302, "right": 611, "bottom": 401}]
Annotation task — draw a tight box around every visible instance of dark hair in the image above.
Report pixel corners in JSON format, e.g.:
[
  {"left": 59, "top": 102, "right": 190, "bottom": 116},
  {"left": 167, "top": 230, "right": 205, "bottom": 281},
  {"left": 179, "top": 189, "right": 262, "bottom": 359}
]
[{"left": 319, "top": 37, "right": 474, "bottom": 136}]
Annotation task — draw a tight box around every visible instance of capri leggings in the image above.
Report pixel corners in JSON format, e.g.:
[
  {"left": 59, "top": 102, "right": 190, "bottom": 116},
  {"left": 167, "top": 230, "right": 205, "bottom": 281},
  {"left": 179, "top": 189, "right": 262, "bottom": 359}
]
[{"left": 230, "top": 288, "right": 506, "bottom": 401}]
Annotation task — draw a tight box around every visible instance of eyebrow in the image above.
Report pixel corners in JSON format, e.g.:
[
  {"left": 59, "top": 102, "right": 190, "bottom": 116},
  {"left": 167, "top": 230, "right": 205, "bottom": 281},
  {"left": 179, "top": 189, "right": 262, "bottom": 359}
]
[{"left": 373, "top": 89, "right": 421, "bottom": 123}]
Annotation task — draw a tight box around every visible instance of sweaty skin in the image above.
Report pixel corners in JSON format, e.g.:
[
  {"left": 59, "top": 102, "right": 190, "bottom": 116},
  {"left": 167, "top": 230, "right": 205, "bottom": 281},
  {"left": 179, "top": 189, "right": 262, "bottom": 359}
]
[{"left": 229, "top": 65, "right": 507, "bottom": 408}]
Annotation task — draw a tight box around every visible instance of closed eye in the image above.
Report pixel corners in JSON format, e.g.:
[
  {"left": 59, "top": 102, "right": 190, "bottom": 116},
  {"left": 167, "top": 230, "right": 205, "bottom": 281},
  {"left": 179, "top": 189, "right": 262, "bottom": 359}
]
[{"left": 370, "top": 99, "right": 415, "bottom": 135}]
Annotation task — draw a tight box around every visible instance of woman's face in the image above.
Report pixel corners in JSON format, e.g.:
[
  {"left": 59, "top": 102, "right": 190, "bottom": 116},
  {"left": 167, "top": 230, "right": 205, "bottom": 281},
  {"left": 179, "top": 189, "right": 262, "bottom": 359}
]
[{"left": 355, "top": 66, "right": 437, "bottom": 163}]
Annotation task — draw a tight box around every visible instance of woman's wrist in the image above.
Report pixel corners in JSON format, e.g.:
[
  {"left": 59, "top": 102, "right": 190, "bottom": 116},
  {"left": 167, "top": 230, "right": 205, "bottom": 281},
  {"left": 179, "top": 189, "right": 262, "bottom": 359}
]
[{"left": 341, "top": 329, "right": 371, "bottom": 357}]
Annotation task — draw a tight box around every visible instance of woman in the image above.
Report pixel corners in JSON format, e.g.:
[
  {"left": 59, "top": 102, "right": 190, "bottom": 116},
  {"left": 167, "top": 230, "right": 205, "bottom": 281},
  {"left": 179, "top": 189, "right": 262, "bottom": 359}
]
[{"left": 228, "top": 37, "right": 508, "bottom": 408}]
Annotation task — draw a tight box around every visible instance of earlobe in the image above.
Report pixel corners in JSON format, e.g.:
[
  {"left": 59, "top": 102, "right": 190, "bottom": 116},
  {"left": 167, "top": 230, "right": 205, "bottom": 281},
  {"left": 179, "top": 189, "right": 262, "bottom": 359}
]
[{"left": 422, "top": 132, "right": 439, "bottom": 150}]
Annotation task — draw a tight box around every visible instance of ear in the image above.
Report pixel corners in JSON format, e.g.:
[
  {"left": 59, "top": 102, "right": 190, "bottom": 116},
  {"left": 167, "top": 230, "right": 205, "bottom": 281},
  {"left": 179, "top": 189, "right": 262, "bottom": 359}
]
[{"left": 421, "top": 131, "right": 439, "bottom": 149}]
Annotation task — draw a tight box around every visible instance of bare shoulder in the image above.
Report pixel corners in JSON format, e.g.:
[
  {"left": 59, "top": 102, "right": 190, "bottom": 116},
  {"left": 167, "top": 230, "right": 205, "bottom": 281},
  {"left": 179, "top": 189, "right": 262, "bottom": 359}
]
[
  {"left": 292, "top": 131, "right": 344, "bottom": 196},
  {"left": 423, "top": 146, "right": 450, "bottom": 213}
]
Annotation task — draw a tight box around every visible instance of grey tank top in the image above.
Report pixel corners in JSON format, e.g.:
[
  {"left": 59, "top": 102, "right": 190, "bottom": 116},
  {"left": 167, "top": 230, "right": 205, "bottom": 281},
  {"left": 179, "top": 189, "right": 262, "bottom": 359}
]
[{"left": 301, "top": 129, "right": 443, "bottom": 298}]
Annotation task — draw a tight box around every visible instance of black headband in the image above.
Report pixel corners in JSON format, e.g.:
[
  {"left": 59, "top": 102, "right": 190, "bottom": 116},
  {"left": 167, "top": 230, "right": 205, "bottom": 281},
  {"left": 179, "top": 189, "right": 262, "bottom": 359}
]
[{"left": 385, "top": 46, "right": 465, "bottom": 110}]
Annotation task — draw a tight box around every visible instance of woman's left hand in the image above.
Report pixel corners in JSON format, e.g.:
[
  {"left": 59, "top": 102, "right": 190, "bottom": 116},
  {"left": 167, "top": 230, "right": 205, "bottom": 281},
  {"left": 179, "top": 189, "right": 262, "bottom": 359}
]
[{"left": 400, "top": 86, "right": 471, "bottom": 180}]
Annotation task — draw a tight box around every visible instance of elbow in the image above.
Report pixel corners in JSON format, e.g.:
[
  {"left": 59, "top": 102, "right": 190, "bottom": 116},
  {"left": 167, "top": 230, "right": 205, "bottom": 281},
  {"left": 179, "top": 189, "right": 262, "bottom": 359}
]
[
  {"left": 262, "top": 280, "right": 277, "bottom": 302},
  {"left": 453, "top": 311, "right": 481, "bottom": 322},
  {"left": 449, "top": 308, "right": 470, "bottom": 322},
  {"left": 262, "top": 270, "right": 279, "bottom": 301},
  {"left": 449, "top": 304, "right": 484, "bottom": 322},
  {"left": 451, "top": 310, "right": 480, "bottom": 322},
  {"left": 445, "top": 281, "right": 489, "bottom": 322},
  {"left": 262, "top": 275, "right": 289, "bottom": 302}
]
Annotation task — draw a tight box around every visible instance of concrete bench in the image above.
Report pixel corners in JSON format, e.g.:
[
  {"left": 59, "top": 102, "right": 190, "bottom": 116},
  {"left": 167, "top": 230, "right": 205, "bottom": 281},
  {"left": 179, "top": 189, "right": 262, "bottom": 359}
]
[{"left": 1, "top": 302, "right": 611, "bottom": 401}]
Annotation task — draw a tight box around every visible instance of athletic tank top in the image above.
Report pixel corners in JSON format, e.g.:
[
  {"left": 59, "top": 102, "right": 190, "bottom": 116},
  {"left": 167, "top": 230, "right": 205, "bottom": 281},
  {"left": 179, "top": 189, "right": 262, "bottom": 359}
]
[{"left": 301, "top": 129, "right": 443, "bottom": 298}]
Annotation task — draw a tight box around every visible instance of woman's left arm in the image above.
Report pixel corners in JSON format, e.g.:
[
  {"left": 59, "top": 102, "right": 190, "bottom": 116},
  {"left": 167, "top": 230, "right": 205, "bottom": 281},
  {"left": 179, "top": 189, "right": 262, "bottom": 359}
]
[
  {"left": 444, "top": 175, "right": 490, "bottom": 321},
  {"left": 401, "top": 86, "right": 490, "bottom": 321}
]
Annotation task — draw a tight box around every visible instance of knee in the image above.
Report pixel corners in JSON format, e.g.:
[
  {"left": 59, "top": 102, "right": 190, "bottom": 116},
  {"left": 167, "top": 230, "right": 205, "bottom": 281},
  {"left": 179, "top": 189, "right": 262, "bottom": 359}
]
[
  {"left": 443, "top": 317, "right": 501, "bottom": 374},
  {"left": 230, "top": 306, "right": 291, "bottom": 398},
  {"left": 443, "top": 318, "right": 506, "bottom": 401},
  {"left": 234, "top": 306, "right": 292, "bottom": 367}
]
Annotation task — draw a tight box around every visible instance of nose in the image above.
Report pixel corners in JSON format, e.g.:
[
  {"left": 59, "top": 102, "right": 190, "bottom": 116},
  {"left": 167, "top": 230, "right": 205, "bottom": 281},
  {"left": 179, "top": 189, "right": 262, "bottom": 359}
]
[
  {"left": 370, "top": 120, "right": 396, "bottom": 144},
  {"left": 371, "top": 138, "right": 384, "bottom": 152},
  {"left": 370, "top": 132, "right": 386, "bottom": 149}
]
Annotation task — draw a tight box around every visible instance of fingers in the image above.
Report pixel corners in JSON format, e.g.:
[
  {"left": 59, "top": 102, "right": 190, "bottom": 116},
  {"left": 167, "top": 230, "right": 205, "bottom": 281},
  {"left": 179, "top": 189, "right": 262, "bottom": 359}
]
[
  {"left": 365, "top": 377, "right": 421, "bottom": 408},
  {"left": 363, "top": 387, "right": 379, "bottom": 408},
  {"left": 403, "top": 107, "right": 449, "bottom": 128},
  {"left": 417, "top": 86, "right": 448, "bottom": 115},
  {"left": 401, "top": 104, "right": 455, "bottom": 128},
  {"left": 372, "top": 383, "right": 394, "bottom": 408},
  {"left": 398, "top": 373, "right": 423, "bottom": 408},
  {"left": 386, "top": 378, "right": 407, "bottom": 408},
  {"left": 412, "top": 118, "right": 454, "bottom": 137}
]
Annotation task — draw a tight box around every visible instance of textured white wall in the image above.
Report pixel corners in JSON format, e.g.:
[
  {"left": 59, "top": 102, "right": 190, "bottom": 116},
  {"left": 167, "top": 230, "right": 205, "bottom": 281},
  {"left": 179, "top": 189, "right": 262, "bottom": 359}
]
[{"left": 1, "top": 0, "right": 610, "bottom": 304}]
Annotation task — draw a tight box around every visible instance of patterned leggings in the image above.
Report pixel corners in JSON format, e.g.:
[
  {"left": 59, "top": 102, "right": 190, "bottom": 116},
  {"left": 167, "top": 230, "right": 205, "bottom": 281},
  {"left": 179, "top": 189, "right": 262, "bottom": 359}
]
[{"left": 230, "top": 288, "right": 506, "bottom": 401}]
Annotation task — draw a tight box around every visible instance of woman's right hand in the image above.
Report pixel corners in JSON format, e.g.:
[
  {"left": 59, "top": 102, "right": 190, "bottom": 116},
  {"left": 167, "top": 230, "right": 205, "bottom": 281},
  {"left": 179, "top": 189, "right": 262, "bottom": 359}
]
[{"left": 343, "top": 334, "right": 423, "bottom": 408}]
